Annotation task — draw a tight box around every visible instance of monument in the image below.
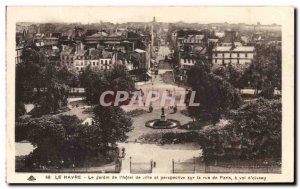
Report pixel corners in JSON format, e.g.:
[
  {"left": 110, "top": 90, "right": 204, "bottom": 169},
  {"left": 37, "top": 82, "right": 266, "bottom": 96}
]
[
  {"left": 145, "top": 107, "right": 179, "bottom": 129},
  {"left": 160, "top": 107, "right": 167, "bottom": 121}
]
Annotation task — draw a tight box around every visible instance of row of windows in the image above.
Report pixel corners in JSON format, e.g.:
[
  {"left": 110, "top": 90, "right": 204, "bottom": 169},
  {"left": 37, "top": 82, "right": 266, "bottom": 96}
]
[
  {"left": 63, "top": 56, "right": 74, "bottom": 60},
  {"left": 64, "top": 55, "right": 110, "bottom": 60},
  {"left": 75, "top": 60, "right": 112, "bottom": 66},
  {"left": 214, "top": 53, "right": 250, "bottom": 58},
  {"left": 214, "top": 59, "right": 252, "bottom": 64},
  {"left": 183, "top": 39, "right": 202, "bottom": 43},
  {"left": 76, "top": 66, "right": 111, "bottom": 71},
  {"left": 182, "top": 59, "right": 195, "bottom": 64}
]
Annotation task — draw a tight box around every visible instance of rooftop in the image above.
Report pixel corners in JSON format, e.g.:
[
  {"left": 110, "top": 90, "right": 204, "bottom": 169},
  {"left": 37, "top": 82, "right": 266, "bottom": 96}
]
[
  {"left": 213, "top": 46, "right": 255, "bottom": 52},
  {"left": 61, "top": 46, "right": 74, "bottom": 55}
]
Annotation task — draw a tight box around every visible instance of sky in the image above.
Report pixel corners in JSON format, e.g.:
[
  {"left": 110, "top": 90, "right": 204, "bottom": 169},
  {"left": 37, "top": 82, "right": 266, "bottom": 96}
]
[{"left": 9, "top": 6, "right": 290, "bottom": 25}]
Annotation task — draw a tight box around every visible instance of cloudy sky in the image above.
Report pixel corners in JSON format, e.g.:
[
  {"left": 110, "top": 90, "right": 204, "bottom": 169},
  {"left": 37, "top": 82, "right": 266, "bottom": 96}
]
[{"left": 8, "top": 6, "right": 290, "bottom": 25}]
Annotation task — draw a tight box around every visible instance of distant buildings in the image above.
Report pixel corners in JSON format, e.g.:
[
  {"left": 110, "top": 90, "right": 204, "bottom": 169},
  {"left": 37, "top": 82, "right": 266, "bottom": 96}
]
[
  {"left": 16, "top": 21, "right": 281, "bottom": 85},
  {"left": 170, "top": 28, "right": 260, "bottom": 81},
  {"left": 61, "top": 42, "right": 115, "bottom": 72},
  {"left": 43, "top": 36, "right": 59, "bottom": 46}
]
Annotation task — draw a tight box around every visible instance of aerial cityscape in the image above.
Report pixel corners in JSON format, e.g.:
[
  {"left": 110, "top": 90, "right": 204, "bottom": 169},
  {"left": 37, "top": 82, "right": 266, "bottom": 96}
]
[{"left": 15, "top": 16, "right": 282, "bottom": 174}]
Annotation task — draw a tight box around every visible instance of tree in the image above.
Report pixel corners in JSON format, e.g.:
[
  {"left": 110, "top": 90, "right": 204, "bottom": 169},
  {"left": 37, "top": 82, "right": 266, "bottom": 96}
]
[
  {"left": 25, "top": 116, "right": 67, "bottom": 166},
  {"left": 105, "top": 64, "right": 135, "bottom": 92},
  {"left": 213, "top": 63, "right": 246, "bottom": 90},
  {"left": 22, "top": 115, "right": 88, "bottom": 167},
  {"left": 187, "top": 64, "right": 242, "bottom": 125},
  {"left": 92, "top": 105, "right": 132, "bottom": 157},
  {"left": 242, "top": 43, "right": 281, "bottom": 98},
  {"left": 200, "top": 98, "right": 281, "bottom": 162},
  {"left": 79, "top": 64, "right": 135, "bottom": 104},
  {"left": 29, "top": 66, "right": 70, "bottom": 117},
  {"left": 16, "top": 48, "right": 71, "bottom": 118},
  {"left": 227, "top": 64, "right": 245, "bottom": 90},
  {"left": 16, "top": 48, "right": 48, "bottom": 103},
  {"left": 57, "top": 66, "right": 80, "bottom": 87},
  {"left": 79, "top": 65, "right": 109, "bottom": 104},
  {"left": 16, "top": 101, "right": 26, "bottom": 118}
]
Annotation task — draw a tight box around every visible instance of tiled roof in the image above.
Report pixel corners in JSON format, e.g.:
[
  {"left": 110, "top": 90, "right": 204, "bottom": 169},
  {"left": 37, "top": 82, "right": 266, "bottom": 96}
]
[
  {"left": 101, "top": 51, "right": 113, "bottom": 59},
  {"left": 75, "top": 49, "right": 87, "bottom": 56}
]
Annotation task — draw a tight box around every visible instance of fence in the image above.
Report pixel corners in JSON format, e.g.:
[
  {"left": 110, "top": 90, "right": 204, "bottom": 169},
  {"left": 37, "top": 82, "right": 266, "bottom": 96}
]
[
  {"left": 205, "top": 164, "right": 281, "bottom": 173},
  {"left": 16, "top": 159, "right": 122, "bottom": 173},
  {"left": 130, "top": 157, "right": 153, "bottom": 174},
  {"left": 172, "top": 158, "right": 206, "bottom": 173},
  {"left": 172, "top": 158, "right": 281, "bottom": 173}
]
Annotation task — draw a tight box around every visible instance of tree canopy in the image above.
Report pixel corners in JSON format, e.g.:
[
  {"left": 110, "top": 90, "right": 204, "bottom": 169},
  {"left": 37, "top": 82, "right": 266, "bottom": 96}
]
[
  {"left": 187, "top": 64, "right": 242, "bottom": 124},
  {"left": 200, "top": 98, "right": 281, "bottom": 162},
  {"left": 79, "top": 64, "right": 135, "bottom": 104},
  {"left": 16, "top": 48, "right": 77, "bottom": 118}
]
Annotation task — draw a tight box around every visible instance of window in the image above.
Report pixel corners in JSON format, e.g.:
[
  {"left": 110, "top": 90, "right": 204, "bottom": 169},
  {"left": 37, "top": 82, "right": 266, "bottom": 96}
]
[
  {"left": 229, "top": 53, "right": 232, "bottom": 58},
  {"left": 101, "top": 60, "right": 103, "bottom": 64},
  {"left": 237, "top": 53, "right": 240, "bottom": 58},
  {"left": 109, "top": 60, "right": 112, "bottom": 64},
  {"left": 93, "top": 62, "right": 95, "bottom": 66},
  {"left": 105, "top": 60, "right": 107, "bottom": 64},
  {"left": 215, "top": 59, "right": 217, "bottom": 63},
  {"left": 81, "top": 62, "right": 83, "bottom": 66},
  {"left": 97, "top": 62, "right": 99, "bottom": 66},
  {"left": 245, "top": 53, "right": 248, "bottom": 58},
  {"left": 222, "top": 53, "right": 224, "bottom": 58}
]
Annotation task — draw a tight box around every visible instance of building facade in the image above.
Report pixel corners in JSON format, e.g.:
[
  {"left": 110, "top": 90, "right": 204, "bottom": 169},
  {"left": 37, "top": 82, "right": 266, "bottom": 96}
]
[
  {"left": 15, "top": 45, "right": 23, "bottom": 64},
  {"left": 212, "top": 46, "right": 255, "bottom": 66}
]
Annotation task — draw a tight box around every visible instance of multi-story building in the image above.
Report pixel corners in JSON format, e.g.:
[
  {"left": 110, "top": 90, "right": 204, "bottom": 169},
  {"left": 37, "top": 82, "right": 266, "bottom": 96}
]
[
  {"left": 15, "top": 45, "right": 23, "bottom": 64},
  {"left": 128, "top": 48, "right": 152, "bottom": 81},
  {"left": 178, "top": 34, "right": 205, "bottom": 46},
  {"left": 73, "top": 47, "right": 114, "bottom": 72},
  {"left": 43, "top": 36, "right": 59, "bottom": 46},
  {"left": 60, "top": 45, "right": 75, "bottom": 67},
  {"left": 84, "top": 31, "right": 109, "bottom": 46},
  {"left": 179, "top": 57, "right": 196, "bottom": 76},
  {"left": 212, "top": 46, "right": 255, "bottom": 66}
]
